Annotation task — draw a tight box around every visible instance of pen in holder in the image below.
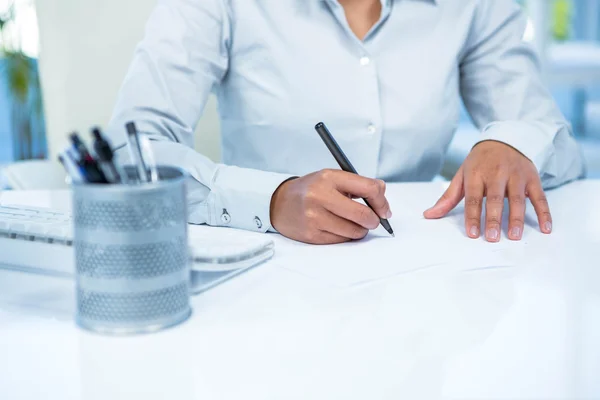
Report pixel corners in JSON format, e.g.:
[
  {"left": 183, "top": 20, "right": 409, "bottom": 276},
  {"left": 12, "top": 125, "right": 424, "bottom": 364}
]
[{"left": 73, "top": 166, "right": 191, "bottom": 335}]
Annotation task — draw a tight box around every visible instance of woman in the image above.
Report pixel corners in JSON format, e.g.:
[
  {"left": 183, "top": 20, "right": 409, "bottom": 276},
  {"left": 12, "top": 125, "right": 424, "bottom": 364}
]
[{"left": 108, "top": 0, "right": 585, "bottom": 244}]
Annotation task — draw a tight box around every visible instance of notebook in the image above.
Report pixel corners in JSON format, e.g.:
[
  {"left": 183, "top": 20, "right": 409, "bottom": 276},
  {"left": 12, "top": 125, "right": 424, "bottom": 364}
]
[{"left": 188, "top": 227, "right": 275, "bottom": 293}]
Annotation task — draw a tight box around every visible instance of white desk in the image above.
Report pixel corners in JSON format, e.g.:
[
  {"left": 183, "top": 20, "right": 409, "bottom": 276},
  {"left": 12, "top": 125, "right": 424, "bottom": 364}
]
[{"left": 1, "top": 181, "right": 599, "bottom": 400}]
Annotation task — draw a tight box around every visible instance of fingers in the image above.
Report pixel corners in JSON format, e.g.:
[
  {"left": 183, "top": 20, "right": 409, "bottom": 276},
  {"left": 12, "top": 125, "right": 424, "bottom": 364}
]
[
  {"left": 464, "top": 179, "right": 484, "bottom": 239},
  {"left": 305, "top": 230, "right": 350, "bottom": 245},
  {"left": 484, "top": 180, "right": 507, "bottom": 243},
  {"left": 527, "top": 180, "right": 553, "bottom": 234},
  {"left": 331, "top": 171, "right": 392, "bottom": 219},
  {"left": 317, "top": 210, "right": 369, "bottom": 241},
  {"left": 507, "top": 179, "right": 526, "bottom": 240},
  {"left": 322, "top": 191, "right": 380, "bottom": 230},
  {"left": 424, "top": 167, "right": 464, "bottom": 219},
  {"left": 301, "top": 205, "right": 368, "bottom": 244}
]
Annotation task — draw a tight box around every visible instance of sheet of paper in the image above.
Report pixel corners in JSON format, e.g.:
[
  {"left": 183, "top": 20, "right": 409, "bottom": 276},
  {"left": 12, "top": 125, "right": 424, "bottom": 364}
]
[
  {"left": 269, "top": 216, "right": 527, "bottom": 287},
  {"left": 187, "top": 183, "right": 576, "bottom": 288}
]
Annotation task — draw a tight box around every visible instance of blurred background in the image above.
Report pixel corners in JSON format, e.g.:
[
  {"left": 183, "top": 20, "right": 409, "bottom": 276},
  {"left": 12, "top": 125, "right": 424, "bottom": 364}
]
[{"left": 0, "top": 0, "right": 599, "bottom": 189}]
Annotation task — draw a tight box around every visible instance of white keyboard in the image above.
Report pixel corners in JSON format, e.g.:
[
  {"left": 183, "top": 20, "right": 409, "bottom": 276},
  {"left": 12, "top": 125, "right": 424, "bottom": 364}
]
[
  {"left": 0, "top": 205, "right": 74, "bottom": 277},
  {"left": 0, "top": 205, "right": 274, "bottom": 278}
]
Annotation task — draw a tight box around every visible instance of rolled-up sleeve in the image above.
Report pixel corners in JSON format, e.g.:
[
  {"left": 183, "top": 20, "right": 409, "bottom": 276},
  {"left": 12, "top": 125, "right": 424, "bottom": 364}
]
[
  {"left": 459, "top": 0, "right": 586, "bottom": 188},
  {"left": 107, "top": 0, "right": 291, "bottom": 232}
]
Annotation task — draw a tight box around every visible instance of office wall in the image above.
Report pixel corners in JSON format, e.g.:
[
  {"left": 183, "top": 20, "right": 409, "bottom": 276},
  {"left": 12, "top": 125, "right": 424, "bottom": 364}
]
[{"left": 34, "top": 0, "right": 222, "bottom": 162}]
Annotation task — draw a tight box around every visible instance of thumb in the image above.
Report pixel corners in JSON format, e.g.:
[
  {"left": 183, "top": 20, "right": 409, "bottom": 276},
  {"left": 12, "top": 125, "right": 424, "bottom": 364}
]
[{"left": 424, "top": 167, "right": 464, "bottom": 219}]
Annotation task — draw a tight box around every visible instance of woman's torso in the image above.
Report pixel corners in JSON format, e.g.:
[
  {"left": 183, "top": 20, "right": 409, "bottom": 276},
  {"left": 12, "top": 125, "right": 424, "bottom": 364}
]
[{"left": 216, "top": 0, "right": 474, "bottom": 181}]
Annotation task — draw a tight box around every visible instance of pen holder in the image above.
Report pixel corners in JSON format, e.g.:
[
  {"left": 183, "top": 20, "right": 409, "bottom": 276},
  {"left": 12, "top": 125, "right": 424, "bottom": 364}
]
[{"left": 73, "top": 166, "right": 191, "bottom": 335}]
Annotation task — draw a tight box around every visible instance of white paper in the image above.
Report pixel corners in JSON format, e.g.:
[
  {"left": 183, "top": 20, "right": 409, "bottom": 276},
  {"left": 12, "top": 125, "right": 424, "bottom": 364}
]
[
  {"left": 186, "top": 182, "right": 588, "bottom": 288},
  {"left": 269, "top": 217, "right": 527, "bottom": 287}
]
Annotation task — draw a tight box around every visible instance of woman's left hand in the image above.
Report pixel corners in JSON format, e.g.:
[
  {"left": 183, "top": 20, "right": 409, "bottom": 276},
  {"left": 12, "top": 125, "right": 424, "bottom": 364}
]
[{"left": 424, "top": 140, "right": 552, "bottom": 242}]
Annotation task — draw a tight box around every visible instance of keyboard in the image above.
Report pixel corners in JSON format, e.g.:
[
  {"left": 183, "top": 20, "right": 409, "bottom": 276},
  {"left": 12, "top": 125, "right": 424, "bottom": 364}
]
[
  {"left": 0, "top": 205, "right": 74, "bottom": 277},
  {"left": 0, "top": 204, "right": 274, "bottom": 278}
]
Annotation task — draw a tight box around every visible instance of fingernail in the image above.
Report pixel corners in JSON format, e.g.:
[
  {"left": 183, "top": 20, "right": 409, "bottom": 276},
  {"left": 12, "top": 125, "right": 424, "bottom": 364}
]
[
  {"left": 469, "top": 226, "right": 479, "bottom": 237},
  {"left": 487, "top": 228, "right": 499, "bottom": 241},
  {"left": 511, "top": 227, "right": 522, "bottom": 239},
  {"left": 544, "top": 221, "right": 552, "bottom": 233},
  {"left": 386, "top": 210, "right": 392, "bottom": 219}
]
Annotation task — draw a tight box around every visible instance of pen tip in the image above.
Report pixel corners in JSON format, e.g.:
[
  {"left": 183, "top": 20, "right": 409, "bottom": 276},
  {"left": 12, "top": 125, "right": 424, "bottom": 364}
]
[{"left": 391, "top": 233, "right": 395, "bottom": 237}]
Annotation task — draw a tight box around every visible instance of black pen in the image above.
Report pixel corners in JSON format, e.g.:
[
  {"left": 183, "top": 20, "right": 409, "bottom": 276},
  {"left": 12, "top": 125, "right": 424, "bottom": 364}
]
[
  {"left": 314, "top": 122, "right": 394, "bottom": 237},
  {"left": 91, "top": 127, "right": 123, "bottom": 183},
  {"left": 69, "top": 132, "right": 108, "bottom": 184}
]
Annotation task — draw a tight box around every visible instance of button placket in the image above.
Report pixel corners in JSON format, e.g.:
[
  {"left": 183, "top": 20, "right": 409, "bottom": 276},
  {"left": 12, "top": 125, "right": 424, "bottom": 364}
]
[{"left": 357, "top": 47, "right": 384, "bottom": 177}]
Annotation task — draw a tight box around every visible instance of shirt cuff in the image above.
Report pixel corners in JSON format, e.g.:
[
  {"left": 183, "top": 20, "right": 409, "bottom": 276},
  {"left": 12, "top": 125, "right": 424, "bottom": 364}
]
[
  {"left": 207, "top": 165, "right": 294, "bottom": 233},
  {"left": 473, "top": 120, "right": 556, "bottom": 175}
]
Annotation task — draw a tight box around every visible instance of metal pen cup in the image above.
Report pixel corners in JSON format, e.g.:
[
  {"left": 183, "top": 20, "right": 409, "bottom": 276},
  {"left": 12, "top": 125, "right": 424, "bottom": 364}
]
[{"left": 72, "top": 166, "right": 191, "bottom": 335}]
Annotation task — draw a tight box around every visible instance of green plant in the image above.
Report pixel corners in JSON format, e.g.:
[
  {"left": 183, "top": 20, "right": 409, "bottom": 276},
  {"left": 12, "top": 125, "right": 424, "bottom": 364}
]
[
  {"left": 0, "top": 0, "right": 46, "bottom": 160},
  {"left": 519, "top": 0, "right": 573, "bottom": 42},
  {"left": 552, "top": 0, "right": 572, "bottom": 41}
]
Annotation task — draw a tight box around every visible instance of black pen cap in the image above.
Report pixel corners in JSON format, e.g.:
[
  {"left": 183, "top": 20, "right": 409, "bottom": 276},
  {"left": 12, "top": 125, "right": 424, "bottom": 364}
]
[
  {"left": 91, "top": 127, "right": 103, "bottom": 140},
  {"left": 91, "top": 127, "right": 113, "bottom": 161},
  {"left": 69, "top": 132, "right": 83, "bottom": 145},
  {"left": 126, "top": 122, "right": 137, "bottom": 135}
]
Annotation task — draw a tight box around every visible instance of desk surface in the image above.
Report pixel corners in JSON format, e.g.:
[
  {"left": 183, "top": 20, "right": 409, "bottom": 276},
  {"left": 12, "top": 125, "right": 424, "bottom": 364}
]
[{"left": 1, "top": 181, "right": 599, "bottom": 400}]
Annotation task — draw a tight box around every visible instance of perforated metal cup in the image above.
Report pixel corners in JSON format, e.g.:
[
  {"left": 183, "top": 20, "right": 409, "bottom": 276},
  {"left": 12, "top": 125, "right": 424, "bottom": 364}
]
[{"left": 73, "top": 166, "right": 191, "bottom": 335}]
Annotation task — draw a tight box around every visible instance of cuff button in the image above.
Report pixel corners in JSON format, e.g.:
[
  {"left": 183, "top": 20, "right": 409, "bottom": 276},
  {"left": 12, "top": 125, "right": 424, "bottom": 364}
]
[
  {"left": 254, "top": 216, "right": 263, "bottom": 229},
  {"left": 221, "top": 209, "right": 231, "bottom": 225}
]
